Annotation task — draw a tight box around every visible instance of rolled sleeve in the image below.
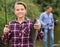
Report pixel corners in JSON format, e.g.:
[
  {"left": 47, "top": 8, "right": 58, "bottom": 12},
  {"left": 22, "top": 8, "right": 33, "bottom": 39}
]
[
  {"left": 39, "top": 13, "right": 45, "bottom": 25},
  {"left": 2, "top": 30, "right": 12, "bottom": 44}
]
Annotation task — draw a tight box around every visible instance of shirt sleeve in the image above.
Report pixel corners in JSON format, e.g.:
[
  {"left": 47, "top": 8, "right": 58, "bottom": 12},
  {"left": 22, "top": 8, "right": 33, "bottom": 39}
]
[
  {"left": 51, "top": 14, "right": 54, "bottom": 26},
  {"left": 39, "top": 13, "right": 45, "bottom": 25},
  {"left": 1, "top": 24, "right": 12, "bottom": 45}
]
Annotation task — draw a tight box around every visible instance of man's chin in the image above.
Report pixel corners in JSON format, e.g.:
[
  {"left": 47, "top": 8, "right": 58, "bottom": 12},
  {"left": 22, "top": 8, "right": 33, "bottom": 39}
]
[
  {"left": 17, "top": 15, "right": 24, "bottom": 18},
  {"left": 18, "top": 16, "right": 23, "bottom": 18},
  {"left": 17, "top": 15, "right": 22, "bottom": 17}
]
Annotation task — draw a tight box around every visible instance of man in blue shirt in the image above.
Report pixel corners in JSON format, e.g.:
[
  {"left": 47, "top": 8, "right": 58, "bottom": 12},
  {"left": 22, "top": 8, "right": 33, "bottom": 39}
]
[{"left": 39, "top": 6, "right": 54, "bottom": 47}]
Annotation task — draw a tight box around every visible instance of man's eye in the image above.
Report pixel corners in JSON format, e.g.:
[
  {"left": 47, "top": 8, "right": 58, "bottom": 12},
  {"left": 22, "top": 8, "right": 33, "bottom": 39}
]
[
  {"left": 16, "top": 9, "right": 19, "bottom": 11},
  {"left": 21, "top": 8, "right": 24, "bottom": 11}
]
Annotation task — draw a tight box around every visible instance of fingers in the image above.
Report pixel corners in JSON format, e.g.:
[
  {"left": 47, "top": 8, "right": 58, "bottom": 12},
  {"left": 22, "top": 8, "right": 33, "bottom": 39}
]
[
  {"left": 52, "top": 27, "right": 54, "bottom": 30},
  {"left": 3, "top": 25, "right": 10, "bottom": 35}
]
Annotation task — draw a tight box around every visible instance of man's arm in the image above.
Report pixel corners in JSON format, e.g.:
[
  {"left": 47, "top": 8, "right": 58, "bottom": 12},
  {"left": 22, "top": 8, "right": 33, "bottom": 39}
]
[
  {"left": 2, "top": 25, "right": 12, "bottom": 44},
  {"left": 51, "top": 14, "right": 54, "bottom": 30},
  {"left": 39, "top": 13, "right": 47, "bottom": 26}
]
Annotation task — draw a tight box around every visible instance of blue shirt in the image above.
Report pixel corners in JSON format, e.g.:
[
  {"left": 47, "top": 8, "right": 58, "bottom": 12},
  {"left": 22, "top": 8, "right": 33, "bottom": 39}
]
[{"left": 39, "top": 11, "right": 54, "bottom": 29}]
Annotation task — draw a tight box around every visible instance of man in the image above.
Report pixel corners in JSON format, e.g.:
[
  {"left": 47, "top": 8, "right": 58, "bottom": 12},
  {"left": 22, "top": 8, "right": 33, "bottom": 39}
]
[
  {"left": 2, "top": 1, "right": 41, "bottom": 47},
  {"left": 39, "top": 6, "right": 54, "bottom": 47}
]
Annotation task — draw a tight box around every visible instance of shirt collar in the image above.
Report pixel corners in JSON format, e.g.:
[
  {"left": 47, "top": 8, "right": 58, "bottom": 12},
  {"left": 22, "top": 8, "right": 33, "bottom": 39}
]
[
  {"left": 14, "top": 18, "right": 28, "bottom": 23},
  {"left": 45, "top": 11, "right": 50, "bottom": 15}
]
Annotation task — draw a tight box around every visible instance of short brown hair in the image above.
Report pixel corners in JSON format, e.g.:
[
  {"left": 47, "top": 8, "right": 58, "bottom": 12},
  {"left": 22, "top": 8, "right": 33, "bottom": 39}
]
[
  {"left": 14, "top": 1, "right": 27, "bottom": 9},
  {"left": 46, "top": 6, "right": 52, "bottom": 10}
]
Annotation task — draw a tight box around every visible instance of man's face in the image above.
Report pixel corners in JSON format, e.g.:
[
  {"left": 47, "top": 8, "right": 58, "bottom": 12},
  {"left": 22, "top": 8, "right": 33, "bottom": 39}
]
[
  {"left": 14, "top": 4, "right": 26, "bottom": 18},
  {"left": 47, "top": 7, "right": 52, "bottom": 13}
]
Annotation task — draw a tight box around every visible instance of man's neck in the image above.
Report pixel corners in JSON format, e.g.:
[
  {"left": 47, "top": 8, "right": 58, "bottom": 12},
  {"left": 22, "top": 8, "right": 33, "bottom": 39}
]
[
  {"left": 46, "top": 11, "right": 50, "bottom": 14},
  {"left": 17, "top": 17, "right": 25, "bottom": 24}
]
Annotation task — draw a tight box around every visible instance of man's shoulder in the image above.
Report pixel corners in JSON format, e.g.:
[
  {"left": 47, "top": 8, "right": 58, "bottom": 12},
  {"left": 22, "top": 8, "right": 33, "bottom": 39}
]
[
  {"left": 50, "top": 13, "right": 53, "bottom": 17},
  {"left": 26, "top": 18, "right": 33, "bottom": 23},
  {"left": 50, "top": 13, "right": 53, "bottom": 15},
  {"left": 8, "top": 20, "right": 17, "bottom": 24},
  {"left": 41, "top": 12, "right": 46, "bottom": 16}
]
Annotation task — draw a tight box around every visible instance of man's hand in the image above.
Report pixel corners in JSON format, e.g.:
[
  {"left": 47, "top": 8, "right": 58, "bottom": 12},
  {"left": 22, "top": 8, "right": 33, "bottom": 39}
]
[
  {"left": 3, "top": 25, "right": 10, "bottom": 35},
  {"left": 51, "top": 26, "right": 54, "bottom": 30},
  {"left": 43, "top": 24, "right": 47, "bottom": 26}
]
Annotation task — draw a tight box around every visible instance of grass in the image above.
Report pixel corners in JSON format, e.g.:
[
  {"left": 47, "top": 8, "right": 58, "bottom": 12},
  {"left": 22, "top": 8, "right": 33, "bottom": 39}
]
[{"left": 35, "top": 40, "right": 43, "bottom": 47}]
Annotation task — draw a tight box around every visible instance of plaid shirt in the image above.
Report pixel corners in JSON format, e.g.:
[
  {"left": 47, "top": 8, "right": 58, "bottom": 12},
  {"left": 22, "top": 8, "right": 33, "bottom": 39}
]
[{"left": 2, "top": 18, "right": 34, "bottom": 47}]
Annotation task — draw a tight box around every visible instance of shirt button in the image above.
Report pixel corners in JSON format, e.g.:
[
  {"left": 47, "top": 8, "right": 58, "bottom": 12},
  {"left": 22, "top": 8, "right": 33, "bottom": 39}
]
[
  {"left": 18, "top": 43, "right": 20, "bottom": 45},
  {"left": 19, "top": 33, "right": 21, "bottom": 36},
  {"left": 21, "top": 44, "right": 23, "bottom": 47}
]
